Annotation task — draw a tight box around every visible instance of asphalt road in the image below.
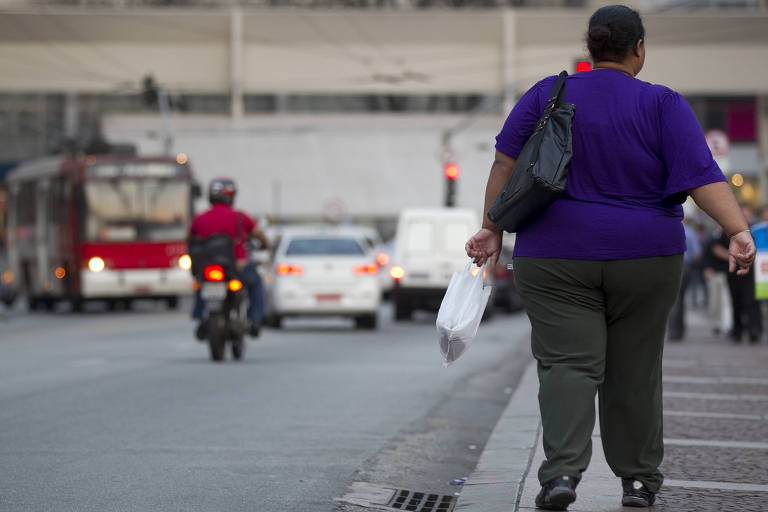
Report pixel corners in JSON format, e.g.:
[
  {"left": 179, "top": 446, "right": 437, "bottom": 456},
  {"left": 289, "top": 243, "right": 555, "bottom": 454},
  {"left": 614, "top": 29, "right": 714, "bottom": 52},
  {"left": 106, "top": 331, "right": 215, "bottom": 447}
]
[{"left": 0, "top": 302, "right": 531, "bottom": 512}]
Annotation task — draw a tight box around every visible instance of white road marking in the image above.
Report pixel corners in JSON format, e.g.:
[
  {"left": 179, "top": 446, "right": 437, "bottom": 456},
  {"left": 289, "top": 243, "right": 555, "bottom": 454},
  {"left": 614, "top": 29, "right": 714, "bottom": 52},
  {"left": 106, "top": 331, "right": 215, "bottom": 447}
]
[
  {"left": 664, "top": 375, "right": 768, "bottom": 385},
  {"left": 664, "top": 438, "right": 768, "bottom": 450},
  {"left": 664, "top": 410, "right": 765, "bottom": 421},
  {"left": 664, "top": 391, "right": 768, "bottom": 401},
  {"left": 665, "top": 479, "right": 768, "bottom": 493}
]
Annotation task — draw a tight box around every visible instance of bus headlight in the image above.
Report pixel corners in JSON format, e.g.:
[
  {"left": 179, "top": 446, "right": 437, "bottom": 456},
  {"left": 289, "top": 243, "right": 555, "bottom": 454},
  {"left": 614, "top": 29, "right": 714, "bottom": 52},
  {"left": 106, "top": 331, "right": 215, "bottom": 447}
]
[
  {"left": 178, "top": 254, "right": 192, "bottom": 270},
  {"left": 88, "top": 257, "right": 105, "bottom": 273}
]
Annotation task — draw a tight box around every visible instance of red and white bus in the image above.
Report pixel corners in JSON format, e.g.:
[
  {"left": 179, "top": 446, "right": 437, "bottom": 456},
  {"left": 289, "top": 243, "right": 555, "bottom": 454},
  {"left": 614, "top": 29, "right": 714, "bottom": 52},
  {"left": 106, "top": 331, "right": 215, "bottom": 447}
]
[{"left": 4, "top": 151, "right": 198, "bottom": 311}]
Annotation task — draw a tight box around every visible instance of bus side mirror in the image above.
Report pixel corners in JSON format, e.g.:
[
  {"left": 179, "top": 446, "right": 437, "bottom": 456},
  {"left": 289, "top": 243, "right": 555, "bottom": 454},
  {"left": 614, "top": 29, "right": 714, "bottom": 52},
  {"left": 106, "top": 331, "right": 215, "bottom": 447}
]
[{"left": 191, "top": 182, "right": 202, "bottom": 199}]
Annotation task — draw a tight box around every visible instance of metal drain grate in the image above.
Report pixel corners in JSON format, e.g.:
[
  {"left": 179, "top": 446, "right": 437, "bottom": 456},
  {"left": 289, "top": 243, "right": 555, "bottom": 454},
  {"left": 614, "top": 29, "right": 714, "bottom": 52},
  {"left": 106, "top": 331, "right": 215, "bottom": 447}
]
[{"left": 386, "top": 489, "right": 456, "bottom": 512}]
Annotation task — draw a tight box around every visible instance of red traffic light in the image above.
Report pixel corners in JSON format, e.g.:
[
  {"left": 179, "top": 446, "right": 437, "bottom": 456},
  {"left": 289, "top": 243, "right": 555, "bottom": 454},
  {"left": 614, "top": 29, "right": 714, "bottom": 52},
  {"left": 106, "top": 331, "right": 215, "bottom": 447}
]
[
  {"left": 444, "top": 163, "right": 460, "bottom": 180},
  {"left": 576, "top": 60, "right": 592, "bottom": 73}
]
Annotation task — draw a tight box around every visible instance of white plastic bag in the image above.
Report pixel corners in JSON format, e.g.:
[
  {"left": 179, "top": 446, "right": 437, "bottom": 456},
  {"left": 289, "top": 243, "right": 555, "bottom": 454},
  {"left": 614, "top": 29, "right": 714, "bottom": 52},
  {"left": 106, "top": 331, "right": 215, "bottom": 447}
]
[{"left": 436, "top": 260, "right": 492, "bottom": 367}]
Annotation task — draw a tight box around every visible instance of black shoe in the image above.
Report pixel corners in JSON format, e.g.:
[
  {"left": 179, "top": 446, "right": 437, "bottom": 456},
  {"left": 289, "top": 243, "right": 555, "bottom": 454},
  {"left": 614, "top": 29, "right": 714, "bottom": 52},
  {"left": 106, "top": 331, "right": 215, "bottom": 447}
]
[
  {"left": 535, "top": 476, "right": 577, "bottom": 510},
  {"left": 749, "top": 333, "right": 761, "bottom": 344},
  {"left": 728, "top": 330, "right": 742, "bottom": 343},
  {"left": 248, "top": 322, "right": 260, "bottom": 338},
  {"left": 622, "top": 478, "right": 656, "bottom": 507}
]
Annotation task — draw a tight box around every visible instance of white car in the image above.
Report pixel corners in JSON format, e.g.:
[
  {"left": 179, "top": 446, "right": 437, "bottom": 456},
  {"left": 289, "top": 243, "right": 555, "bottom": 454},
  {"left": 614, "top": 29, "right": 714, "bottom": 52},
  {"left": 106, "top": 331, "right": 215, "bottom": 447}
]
[{"left": 265, "top": 226, "right": 381, "bottom": 329}]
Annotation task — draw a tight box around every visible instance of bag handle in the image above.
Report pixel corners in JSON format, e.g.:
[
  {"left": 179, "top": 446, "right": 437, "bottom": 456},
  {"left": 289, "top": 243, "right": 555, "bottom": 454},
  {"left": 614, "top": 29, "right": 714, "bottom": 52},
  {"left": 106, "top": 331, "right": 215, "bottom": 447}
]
[{"left": 545, "top": 70, "right": 569, "bottom": 113}]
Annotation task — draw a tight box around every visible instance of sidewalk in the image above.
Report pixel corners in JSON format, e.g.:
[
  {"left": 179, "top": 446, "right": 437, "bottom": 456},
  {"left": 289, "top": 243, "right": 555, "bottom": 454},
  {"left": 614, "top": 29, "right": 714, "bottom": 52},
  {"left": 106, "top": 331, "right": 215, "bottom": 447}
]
[{"left": 457, "top": 311, "right": 768, "bottom": 512}]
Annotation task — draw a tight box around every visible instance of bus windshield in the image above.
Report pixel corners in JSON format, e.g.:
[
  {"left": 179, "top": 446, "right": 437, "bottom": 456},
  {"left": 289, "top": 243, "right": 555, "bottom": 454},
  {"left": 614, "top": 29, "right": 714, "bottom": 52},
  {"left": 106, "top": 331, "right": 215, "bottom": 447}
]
[{"left": 84, "top": 179, "right": 190, "bottom": 242}]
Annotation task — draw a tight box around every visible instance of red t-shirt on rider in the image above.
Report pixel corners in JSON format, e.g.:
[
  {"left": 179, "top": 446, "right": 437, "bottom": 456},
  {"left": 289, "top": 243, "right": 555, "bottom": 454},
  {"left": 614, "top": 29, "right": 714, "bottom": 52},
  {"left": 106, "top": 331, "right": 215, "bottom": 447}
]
[{"left": 189, "top": 203, "right": 255, "bottom": 262}]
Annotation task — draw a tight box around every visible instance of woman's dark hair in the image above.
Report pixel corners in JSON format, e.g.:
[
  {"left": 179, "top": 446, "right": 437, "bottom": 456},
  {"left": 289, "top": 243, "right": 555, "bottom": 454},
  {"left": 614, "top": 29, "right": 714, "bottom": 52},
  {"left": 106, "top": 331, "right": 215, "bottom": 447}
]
[{"left": 587, "top": 5, "right": 645, "bottom": 63}]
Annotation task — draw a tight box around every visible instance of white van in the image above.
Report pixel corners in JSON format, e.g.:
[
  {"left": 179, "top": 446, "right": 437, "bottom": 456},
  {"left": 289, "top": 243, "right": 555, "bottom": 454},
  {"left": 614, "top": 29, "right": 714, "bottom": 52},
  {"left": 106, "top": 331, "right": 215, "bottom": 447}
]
[{"left": 389, "top": 207, "right": 481, "bottom": 320}]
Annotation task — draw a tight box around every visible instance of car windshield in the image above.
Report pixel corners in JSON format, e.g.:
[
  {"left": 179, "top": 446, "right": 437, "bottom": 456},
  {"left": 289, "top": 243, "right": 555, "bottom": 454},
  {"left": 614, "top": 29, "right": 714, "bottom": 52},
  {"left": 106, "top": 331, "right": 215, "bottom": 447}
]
[
  {"left": 84, "top": 179, "right": 190, "bottom": 242},
  {"left": 285, "top": 237, "right": 365, "bottom": 256}
]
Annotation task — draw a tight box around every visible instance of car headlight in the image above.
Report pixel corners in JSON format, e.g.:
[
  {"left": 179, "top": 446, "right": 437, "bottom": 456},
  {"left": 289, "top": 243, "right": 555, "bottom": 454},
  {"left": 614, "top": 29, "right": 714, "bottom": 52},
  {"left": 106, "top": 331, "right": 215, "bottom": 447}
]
[
  {"left": 88, "top": 257, "right": 105, "bottom": 273},
  {"left": 178, "top": 254, "right": 192, "bottom": 270}
]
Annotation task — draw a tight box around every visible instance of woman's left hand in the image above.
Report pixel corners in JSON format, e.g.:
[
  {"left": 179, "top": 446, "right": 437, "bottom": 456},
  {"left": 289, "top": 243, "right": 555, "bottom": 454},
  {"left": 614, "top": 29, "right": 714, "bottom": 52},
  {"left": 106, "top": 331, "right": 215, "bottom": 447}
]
[{"left": 465, "top": 228, "right": 503, "bottom": 268}]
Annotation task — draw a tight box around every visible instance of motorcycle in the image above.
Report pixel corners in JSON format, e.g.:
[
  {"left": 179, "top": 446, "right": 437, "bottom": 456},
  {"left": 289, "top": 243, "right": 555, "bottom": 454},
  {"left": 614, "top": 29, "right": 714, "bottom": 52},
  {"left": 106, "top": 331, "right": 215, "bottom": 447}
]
[{"left": 191, "top": 235, "right": 248, "bottom": 362}]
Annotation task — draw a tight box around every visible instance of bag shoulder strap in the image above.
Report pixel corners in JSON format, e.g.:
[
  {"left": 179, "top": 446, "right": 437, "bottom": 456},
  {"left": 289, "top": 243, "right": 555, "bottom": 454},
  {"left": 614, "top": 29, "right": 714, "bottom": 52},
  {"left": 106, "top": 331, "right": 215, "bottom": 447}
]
[{"left": 545, "top": 71, "right": 569, "bottom": 112}]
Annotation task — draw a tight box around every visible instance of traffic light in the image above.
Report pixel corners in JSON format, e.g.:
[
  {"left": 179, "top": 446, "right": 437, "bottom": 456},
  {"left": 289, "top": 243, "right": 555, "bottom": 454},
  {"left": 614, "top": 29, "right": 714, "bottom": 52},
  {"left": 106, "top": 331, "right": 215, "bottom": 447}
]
[
  {"left": 444, "top": 162, "right": 460, "bottom": 207},
  {"left": 575, "top": 60, "right": 592, "bottom": 73}
]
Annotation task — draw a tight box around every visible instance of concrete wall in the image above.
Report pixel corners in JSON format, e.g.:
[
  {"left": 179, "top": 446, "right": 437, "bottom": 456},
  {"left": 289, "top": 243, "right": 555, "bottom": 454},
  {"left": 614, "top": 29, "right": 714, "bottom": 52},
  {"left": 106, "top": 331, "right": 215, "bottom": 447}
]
[{"left": 103, "top": 114, "right": 500, "bottom": 219}]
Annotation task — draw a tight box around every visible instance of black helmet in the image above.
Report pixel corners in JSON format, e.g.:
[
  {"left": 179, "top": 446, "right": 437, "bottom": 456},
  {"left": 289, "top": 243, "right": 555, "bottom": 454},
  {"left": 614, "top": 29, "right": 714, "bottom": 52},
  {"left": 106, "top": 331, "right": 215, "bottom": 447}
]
[{"left": 208, "top": 177, "right": 237, "bottom": 206}]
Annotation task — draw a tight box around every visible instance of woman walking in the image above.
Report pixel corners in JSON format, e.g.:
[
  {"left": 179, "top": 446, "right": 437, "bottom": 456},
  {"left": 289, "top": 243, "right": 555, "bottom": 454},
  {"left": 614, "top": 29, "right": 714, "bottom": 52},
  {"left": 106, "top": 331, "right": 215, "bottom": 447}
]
[{"left": 465, "top": 5, "right": 755, "bottom": 510}]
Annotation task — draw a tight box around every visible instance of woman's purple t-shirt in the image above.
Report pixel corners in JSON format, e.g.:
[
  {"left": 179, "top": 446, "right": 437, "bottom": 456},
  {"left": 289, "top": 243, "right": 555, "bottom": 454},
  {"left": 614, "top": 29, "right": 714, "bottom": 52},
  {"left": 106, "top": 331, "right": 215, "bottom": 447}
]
[{"left": 495, "top": 68, "right": 725, "bottom": 260}]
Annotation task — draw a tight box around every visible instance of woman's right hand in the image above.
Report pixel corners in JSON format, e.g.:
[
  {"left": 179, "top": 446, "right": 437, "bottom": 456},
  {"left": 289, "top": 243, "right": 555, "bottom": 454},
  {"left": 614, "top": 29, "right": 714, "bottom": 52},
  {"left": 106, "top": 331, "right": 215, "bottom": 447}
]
[
  {"left": 465, "top": 228, "right": 503, "bottom": 268},
  {"left": 728, "top": 230, "right": 756, "bottom": 276}
]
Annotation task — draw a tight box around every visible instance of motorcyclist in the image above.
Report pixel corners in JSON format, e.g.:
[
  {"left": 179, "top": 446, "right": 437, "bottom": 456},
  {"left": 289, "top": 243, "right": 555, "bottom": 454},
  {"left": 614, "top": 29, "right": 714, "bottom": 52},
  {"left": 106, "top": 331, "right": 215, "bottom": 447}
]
[{"left": 189, "top": 178, "right": 270, "bottom": 338}]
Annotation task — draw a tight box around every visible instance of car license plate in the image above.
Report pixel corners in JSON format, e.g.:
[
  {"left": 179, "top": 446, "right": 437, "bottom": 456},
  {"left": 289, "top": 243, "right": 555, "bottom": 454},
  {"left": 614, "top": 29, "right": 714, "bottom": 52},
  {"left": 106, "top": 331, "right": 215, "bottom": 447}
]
[
  {"left": 316, "top": 294, "right": 341, "bottom": 303},
  {"left": 201, "top": 282, "right": 227, "bottom": 300},
  {"left": 410, "top": 272, "right": 429, "bottom": 279}
]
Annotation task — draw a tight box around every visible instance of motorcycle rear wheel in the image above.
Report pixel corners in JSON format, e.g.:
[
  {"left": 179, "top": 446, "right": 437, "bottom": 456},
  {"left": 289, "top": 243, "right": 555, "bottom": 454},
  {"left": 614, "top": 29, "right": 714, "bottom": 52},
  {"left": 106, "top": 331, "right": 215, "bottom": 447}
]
[{"left": 207, "top": 315, "right": 226, "bottom": 362}]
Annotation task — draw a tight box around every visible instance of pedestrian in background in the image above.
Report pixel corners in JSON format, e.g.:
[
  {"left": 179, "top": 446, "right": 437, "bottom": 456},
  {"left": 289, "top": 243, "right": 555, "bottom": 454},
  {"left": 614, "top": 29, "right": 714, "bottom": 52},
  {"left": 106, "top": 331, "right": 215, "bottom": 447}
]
[
  {"left": 726, "top": 206, "right": 762, "bottom": 343},
  {"left": 703, "top": 229, "right": 733, "bottom": 336},
  {"left": 465, "top": 5, "right": 756, "bottom": 510},
  {"left": 688, "top": 221, "right": 710, "bottom": 309},
  {"left": 667, "top": 221, "right": 702, "bottom": 341}
]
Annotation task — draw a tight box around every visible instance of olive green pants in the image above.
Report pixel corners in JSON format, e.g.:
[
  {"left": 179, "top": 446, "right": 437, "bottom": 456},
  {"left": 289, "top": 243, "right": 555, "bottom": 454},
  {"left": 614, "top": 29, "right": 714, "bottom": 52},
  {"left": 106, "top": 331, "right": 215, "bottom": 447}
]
[{"left": 513, "top": 255, "right": 683, "bottom": 493}]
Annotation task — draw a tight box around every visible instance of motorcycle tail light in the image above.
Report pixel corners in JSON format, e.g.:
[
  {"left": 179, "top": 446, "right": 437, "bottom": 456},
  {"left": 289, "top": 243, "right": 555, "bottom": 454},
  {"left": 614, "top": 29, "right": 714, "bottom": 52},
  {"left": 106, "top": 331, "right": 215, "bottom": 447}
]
[
  {"left": 228, "top": 279, "right": 243, "bottom": 292},
  {"left": 204, "top": 265, "right": 225, "bottom": 282}
]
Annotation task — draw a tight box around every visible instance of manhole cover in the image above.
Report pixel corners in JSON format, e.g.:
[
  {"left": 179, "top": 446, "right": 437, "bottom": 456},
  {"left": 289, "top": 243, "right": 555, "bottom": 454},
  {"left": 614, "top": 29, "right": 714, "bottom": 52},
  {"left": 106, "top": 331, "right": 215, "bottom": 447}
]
[{"left": 386, "top": 489, "right": 456, "bottom": 512}]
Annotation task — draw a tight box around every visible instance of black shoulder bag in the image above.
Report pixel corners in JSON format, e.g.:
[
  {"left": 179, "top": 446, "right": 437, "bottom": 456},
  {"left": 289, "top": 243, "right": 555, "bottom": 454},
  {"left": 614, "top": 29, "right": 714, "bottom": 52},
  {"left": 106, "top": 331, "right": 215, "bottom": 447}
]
[
  {"left": 187, "top": 213, "right": 242, "bottom": 278},
  {"left": 487, "top": 71, "right": 575, "bottom": 233}
]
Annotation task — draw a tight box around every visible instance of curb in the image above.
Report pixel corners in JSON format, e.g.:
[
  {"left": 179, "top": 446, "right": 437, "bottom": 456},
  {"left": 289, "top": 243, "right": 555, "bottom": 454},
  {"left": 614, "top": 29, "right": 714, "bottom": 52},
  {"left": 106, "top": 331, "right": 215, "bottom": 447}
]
[{"left": 456, "top": 361, "right": 541, "bottom": 512}]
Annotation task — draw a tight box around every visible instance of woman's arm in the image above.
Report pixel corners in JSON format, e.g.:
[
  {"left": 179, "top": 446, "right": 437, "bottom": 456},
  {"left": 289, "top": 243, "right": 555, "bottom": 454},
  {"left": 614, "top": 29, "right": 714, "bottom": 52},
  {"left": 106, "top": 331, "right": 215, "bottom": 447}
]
[
  {"left": 689, "top": 181, "right": 755, "bottom": 275},
  {"left": 481, "top": 151, "right": 517, "bottom": 230},
  {"left": 465, "top": 151, "right": 516, "bottom": 267}
]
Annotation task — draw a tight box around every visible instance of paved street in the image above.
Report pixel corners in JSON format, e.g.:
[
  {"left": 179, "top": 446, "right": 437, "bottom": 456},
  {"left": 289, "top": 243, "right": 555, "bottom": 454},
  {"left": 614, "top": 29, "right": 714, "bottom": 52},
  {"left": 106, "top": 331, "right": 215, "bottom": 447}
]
[
  {"left": 4, "top": 300, "right": 766, "bottom": 512},
  {"left": 0, "top": 302, "right": 531, "bottom": 512}
]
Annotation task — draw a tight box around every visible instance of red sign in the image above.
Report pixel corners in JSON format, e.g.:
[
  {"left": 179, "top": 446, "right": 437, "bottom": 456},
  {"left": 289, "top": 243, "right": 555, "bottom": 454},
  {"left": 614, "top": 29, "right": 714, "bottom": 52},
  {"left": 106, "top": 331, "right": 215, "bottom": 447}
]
[
  {"left": 82, "top": 242, "right": 186, "bottom": 270},
  {"left": 705, "top": 130, "right": 730, "bottom": 157}
]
